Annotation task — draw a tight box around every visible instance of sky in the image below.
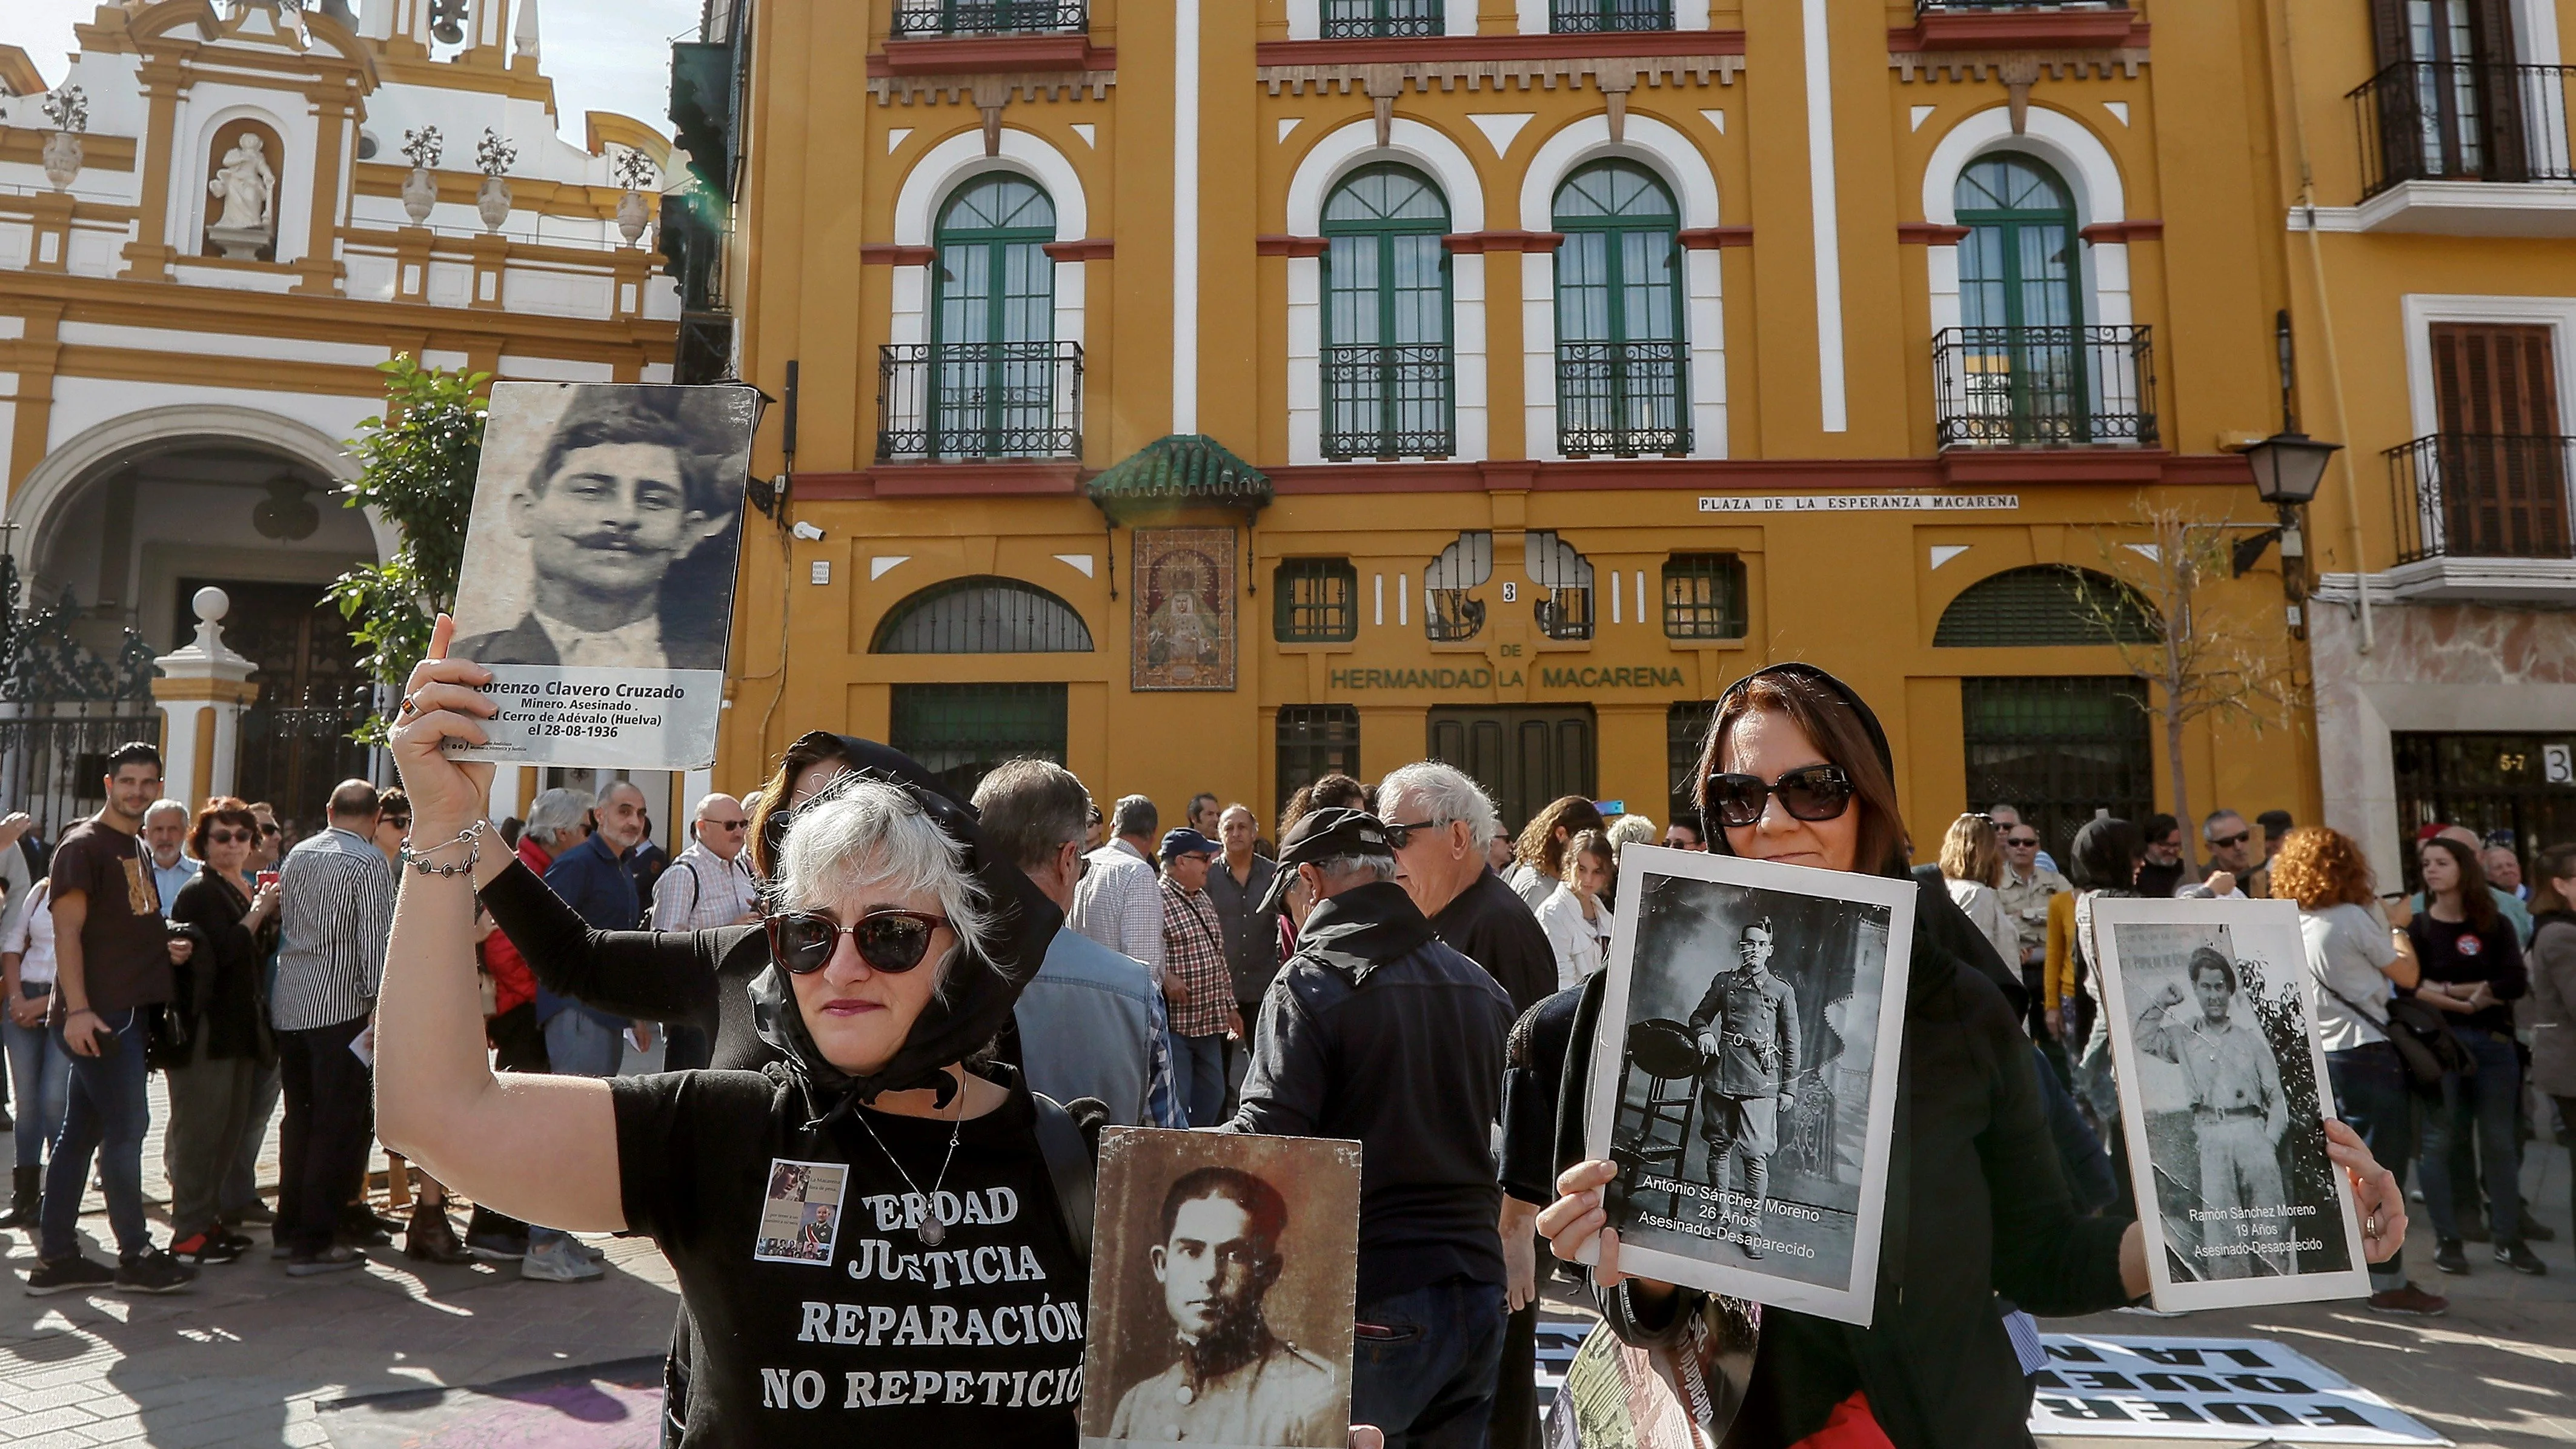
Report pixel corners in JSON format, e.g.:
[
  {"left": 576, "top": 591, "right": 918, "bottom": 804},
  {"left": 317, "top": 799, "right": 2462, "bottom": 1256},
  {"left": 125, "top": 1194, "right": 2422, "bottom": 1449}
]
[{"left": 2, "top": 0, "right": 702, "bottom": 138}]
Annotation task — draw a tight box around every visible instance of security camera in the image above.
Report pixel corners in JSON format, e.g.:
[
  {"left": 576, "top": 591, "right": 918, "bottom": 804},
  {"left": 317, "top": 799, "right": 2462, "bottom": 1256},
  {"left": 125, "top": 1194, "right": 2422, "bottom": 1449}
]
[{"left": 791, "top": 521, "right": 825, "bottom": 541}]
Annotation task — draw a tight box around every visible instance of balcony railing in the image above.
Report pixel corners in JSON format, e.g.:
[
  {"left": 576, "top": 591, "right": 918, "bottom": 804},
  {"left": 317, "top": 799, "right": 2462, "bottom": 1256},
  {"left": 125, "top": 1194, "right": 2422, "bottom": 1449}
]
[
  {"left": 2388, "top": 433, "right": 2574, "bottom": 564},
  {"left": 1557, "top": 340, "right": 1688, "bottom": 456},
  {"left": 1323, "top": 343, "right": 1455, "bottom": 460},
  {"left": 1552, "top": 0, "right": 1675, "bottom": 33},
  {"left": 887, "top": 0, "right": 1086, "bottom": 39},
  {"left": 878, "top": 341, "right": 1083, "bottom": 462},
  {"left": 1321, "top": 0, "right": 1443, "bottom": 40},
  {"left": 2349, "top": 61, "right": 2576, "bottom": 196},
  {"left": 1932, "top": 325, "right": 2157, "bottom": 448},
  {"left": 1915, "top": 0, "right": 2127, "bottom": 9}
]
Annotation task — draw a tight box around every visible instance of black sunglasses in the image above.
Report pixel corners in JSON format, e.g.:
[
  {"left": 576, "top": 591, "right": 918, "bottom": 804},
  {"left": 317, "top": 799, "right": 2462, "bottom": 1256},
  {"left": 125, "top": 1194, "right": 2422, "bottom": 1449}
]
[
  {"left": 1702, "top": 764, "right": 1855, "bottom": 829},
  {"left": 2005, "top": 835, "right": 2040, "bottom": 848},
  {"left": 2209, "top": 830, "right": 2251, "bottom": 849},
  {"left": 764, "top": 909, "right": 951, "bottom": 975},
  {"left": 1379, "top": 818, "right": 1439, "bottom": 850}
]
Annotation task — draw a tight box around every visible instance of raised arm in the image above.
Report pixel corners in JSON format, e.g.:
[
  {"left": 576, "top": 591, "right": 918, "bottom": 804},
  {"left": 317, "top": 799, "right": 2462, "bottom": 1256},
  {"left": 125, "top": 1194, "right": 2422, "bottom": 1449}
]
[
  {"left": 374, "top": 620, "right": 623, "bottom": 1234},
  {"left": 480, "top": 855, "right": 722, "bottom": 1027}
]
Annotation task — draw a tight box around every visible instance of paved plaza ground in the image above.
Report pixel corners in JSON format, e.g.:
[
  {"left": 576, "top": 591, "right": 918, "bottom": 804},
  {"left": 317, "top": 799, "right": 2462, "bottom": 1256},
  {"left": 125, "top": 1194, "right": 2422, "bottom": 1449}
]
[{"left": 0, "top": 1071, "right": 2568, "bottom": 1447}]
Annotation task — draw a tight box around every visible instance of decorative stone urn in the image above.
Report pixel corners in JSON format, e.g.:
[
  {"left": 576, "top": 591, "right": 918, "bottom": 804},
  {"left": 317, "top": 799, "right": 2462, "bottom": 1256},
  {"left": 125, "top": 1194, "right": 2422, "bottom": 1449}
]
[
  {"left": 402, "top": 165, "right": 437, "bottom": 225},
  {"left": 476, "top": 173, "right": 512, "bottom": 231},
  {"left": 41, "top": 131, "right": 82, "bottom": 190},
  {"left": 615, "top": 187, "right": 650, "bottom": 247}
]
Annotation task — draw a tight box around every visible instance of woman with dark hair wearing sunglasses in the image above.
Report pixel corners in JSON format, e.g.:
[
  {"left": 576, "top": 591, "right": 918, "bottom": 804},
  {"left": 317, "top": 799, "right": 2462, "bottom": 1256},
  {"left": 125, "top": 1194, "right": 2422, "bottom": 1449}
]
[
  {"left": 1533, "top": 664, "right": 2409, "bottom": 1448},
  {"left": 749, "top": 731, "right": 861, "bottom": 880},
  {"left": 376, "top": 622, "right": 1096, "bottom": 1447}
]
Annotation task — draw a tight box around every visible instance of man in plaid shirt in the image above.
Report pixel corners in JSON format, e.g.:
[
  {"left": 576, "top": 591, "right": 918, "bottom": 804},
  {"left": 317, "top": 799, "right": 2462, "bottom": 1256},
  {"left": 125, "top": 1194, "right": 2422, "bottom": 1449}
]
[{"left": 1158, "top": 827, "right": 1237, "bottom": 1126}]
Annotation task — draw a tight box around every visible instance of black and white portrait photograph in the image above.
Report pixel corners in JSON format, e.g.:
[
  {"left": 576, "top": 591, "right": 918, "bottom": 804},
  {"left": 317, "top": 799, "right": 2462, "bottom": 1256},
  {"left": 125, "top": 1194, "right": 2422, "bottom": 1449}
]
[
  {"left": 1078, "top": 1129, "right": 1358, "bottom": 1449},
  {"left": 446, "top": 380, "right": 759, "bottom": 770},
  {"left": 2091, "top": 898, "right": 2371, "bottom": 1313},
  {"left": 1581, "top": 846, "right": 1916, "bottom": 1325}
]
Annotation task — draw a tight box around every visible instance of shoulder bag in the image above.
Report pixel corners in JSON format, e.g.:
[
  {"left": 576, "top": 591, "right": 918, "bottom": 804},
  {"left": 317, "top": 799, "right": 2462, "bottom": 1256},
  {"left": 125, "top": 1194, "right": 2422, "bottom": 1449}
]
[{"left": 2303, "top": 947, "right": 2469, "bottom": 1090}]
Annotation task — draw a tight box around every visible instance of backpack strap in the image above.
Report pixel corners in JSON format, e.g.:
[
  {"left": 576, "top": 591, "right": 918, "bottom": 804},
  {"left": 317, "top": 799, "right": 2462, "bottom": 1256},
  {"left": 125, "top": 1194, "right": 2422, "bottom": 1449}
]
[{"left": 1030, "top": 1090, "right": 1095, "bottom": 1267}]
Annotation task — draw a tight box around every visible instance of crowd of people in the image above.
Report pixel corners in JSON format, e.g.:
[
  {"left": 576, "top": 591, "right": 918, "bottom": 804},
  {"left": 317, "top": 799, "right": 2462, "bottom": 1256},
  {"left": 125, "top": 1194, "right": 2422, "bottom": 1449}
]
[{"left": 0, "top": 618, "right": 2528, "bottom": 1447}]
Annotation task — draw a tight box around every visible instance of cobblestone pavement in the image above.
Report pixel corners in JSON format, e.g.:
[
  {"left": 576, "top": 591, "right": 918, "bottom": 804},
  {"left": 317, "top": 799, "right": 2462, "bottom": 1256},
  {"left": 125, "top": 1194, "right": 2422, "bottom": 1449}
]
[{"left": 1, "top": 1070, "right": 2569, "bottom": 1447}]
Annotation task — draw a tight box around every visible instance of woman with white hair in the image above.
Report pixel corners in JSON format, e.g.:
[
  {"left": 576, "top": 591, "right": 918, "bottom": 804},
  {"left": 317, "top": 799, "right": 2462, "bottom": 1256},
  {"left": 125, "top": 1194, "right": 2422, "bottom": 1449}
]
[{"left": 376, "top": 621, "right": 1091, "bottom": 1447}]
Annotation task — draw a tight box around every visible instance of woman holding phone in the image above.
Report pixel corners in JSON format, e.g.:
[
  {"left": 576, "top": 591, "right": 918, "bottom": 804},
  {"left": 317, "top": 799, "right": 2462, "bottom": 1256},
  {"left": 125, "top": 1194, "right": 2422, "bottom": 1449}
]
[
  {"left": 1534, "top": 663, "right": 2411, "bottom": 1447},
  {"left": 162, "top": 798, "right": 281, "bottom": 1265}
]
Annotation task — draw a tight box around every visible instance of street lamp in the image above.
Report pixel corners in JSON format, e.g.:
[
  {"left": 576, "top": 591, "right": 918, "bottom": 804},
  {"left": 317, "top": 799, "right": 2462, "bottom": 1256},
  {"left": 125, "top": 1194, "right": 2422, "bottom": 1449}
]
[{"left": 2244, "top": 310, "right": 2343, "bottom": 505}]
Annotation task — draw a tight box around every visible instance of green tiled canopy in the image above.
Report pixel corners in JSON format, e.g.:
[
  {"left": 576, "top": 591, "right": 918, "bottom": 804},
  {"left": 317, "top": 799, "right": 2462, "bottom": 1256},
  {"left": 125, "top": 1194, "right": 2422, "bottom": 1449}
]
[{"left": 1084, "top": 434, "right": 1272, "bottom": 521}]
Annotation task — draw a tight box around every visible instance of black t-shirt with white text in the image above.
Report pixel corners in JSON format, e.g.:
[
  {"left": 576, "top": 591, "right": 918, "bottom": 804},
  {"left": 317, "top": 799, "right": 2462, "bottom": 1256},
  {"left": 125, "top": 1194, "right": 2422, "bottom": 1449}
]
[{"left": 612, "top": 1069, "right": 1087, "bottom": 1448}]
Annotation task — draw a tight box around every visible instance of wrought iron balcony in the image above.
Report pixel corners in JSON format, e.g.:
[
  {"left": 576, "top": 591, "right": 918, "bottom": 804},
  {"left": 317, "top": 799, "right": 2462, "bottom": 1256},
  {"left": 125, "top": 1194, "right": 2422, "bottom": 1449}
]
[
  {"left": 887, "top": 0, "right": 1086, "bottom": 39},
  {"left": 2389, "top": 433, "right": 2574, "bottom": 565},
  {"left": 1914, "top": 0, "right": 2127, "bottom": 9},
  {"left": 1320, "top": 0, "right": 1442, "bottom": 41},
  {"left": 1552, "top": 0, "right": 1675, "bottom": 33},
  {"left": 2349, "top": 61, "right": 2576, "bottom": 196},
  {"left": 1322, "top": 343, "right": 1455, "bottom": 460},
  {"left": 1931, "top": 325, "right": 2157, "bottom": 449},
  {"left": 877, "top": 341, "right": 1083, "bottom": 462},
  {"left": 1556, "top": 340, "right": 1688, "bottom": 457}
]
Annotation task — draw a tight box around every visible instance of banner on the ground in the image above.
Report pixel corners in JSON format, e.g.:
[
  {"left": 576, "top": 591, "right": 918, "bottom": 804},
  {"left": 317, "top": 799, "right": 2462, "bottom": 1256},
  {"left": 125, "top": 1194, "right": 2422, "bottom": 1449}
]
[{"left": 2028, "top": 1334, "right": 2444, "bottom": 1444}]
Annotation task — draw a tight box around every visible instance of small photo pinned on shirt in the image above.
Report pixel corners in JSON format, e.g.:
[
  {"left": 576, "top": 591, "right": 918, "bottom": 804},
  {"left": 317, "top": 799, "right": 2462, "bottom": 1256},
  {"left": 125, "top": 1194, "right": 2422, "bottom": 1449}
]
[
  {"left": 753, "top": 1158, "right": 849, "bottom": 1267},
  {"left": 1078, "top": 1128, "right": 1359, "bottom": 1449},
  {"left": 2091, "top": 897, "right": 2372, "bottom": 1313}
]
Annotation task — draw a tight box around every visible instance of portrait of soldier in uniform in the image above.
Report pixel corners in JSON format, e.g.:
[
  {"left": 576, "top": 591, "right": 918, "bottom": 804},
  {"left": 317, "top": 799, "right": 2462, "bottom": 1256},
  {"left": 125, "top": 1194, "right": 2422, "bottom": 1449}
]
[
  {"left": 2133, "top": 946, "right": 2290, "bottom": 1279},
  {"left": 453, "top": 384, "right": 751, "bottom": 674},
  {"left": 1688, "top": 919, "right": 1802, "bottom": 1259},
  {"left": 1107, "top": 1167, "right": 1344, "bottom": 1447}
]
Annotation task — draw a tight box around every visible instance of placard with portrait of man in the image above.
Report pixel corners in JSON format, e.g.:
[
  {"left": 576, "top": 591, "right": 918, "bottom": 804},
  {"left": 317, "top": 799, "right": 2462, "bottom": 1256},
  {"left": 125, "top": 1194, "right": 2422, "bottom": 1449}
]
[
  {"left": 1080, "top": 1129, "right": 1359, "bottom": 1449},
  {"left": 447, "top": 381, "right": 760, "bottom": 771}
]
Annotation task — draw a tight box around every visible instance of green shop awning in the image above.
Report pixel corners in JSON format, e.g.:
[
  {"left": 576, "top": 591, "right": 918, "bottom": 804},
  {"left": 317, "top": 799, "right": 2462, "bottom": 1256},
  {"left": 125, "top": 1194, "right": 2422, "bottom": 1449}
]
[{"left": 1084, "top": 434, "right": 1272, "bottom": 523}]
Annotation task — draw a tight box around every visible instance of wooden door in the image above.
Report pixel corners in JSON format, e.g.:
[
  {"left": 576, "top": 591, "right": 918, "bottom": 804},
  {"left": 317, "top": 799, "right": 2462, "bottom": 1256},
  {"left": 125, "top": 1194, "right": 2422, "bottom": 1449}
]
[{"left": 2429, "top": 323, "right": 2569, "bottom": 557}]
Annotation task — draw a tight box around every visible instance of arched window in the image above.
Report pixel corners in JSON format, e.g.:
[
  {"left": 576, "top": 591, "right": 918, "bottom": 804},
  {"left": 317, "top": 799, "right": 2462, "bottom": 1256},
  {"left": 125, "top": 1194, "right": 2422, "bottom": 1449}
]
[
  {"left": 1322, "top": 164, "right": 1453, "bottom": 460},
  {"left": 1948, "top": 155, "right": 2091, "bottom": 445},
  {"left": 1553, "top": 161, "right": 1685, "bottom": 456},
  {"left": 926, "top": 174, "right": 1064, "bottom": 459},
  {"left": 1933, "top": 565, "right": 2161, "bottom": 648},
  {"left": 872, "top": 575, "right": 1095, "bottom": 653}
]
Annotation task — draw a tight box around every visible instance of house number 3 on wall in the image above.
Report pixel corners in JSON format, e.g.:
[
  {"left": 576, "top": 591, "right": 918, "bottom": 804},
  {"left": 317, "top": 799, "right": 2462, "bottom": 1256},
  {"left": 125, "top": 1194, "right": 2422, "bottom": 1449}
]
[{"left": 1502, "top": 582, "right": 1518, "bottom": 602}]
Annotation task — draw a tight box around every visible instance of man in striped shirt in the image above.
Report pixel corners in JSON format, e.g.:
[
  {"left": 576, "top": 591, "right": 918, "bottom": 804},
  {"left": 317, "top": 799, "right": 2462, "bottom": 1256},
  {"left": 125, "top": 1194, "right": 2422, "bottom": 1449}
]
[
  {"left": 1071, "top": 794, "right": 1167, "bottom": 983},
  {"left": 269, "top": 780, "right": 396, "bottom": 1276},
  {"left": 1158, "top": 828, "right": 1238, "bottom": 1127}
]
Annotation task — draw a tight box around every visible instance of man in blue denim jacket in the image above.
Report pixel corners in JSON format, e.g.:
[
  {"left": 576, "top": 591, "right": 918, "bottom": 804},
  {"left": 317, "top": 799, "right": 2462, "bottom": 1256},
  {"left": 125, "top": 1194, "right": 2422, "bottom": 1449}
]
[{"left": 973, "top": 760, "right": 1183, "bottom": 1128}]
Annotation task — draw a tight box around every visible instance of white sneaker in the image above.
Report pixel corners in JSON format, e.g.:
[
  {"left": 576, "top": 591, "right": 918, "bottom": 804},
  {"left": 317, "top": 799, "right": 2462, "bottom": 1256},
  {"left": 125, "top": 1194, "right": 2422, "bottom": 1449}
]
[{"left": 519, "top": 1239, "right": 603, "bottom": 1283}]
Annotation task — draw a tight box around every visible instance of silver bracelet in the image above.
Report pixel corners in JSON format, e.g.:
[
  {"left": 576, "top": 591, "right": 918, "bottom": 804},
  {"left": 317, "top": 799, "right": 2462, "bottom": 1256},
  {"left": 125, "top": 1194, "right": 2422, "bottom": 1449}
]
[{"left": 401, "top": 821, "right": 485, "bottom": 878}]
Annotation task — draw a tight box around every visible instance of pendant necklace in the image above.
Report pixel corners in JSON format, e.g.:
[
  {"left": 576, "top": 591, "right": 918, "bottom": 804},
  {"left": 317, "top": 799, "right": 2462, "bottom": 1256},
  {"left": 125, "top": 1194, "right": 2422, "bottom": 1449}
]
[{"left": 854, "top": 1090, "right": 968, "bottom": 1247}]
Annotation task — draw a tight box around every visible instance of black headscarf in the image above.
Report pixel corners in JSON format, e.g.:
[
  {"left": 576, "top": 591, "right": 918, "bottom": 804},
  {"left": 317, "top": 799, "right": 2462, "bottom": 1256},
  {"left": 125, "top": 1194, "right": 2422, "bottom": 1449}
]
[
  {"left": 1704, "top": 662, "right": 1902, "bottom": 879},
  {"left": 747, "top": 737, "right": 1062, "bottom": 1119},
  {"left": 2068, "top": 816, "right": 2142, "bottom": 894}
]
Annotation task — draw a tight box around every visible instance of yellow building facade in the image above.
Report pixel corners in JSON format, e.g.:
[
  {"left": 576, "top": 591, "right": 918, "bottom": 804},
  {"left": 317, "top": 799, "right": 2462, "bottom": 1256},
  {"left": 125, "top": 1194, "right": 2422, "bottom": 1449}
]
[
  {"left": 709, "top": 0, "right": 2348, "bottom": 858},
  {"left": 2269, "top": 0, "right": 2576, "bottom": 882}
]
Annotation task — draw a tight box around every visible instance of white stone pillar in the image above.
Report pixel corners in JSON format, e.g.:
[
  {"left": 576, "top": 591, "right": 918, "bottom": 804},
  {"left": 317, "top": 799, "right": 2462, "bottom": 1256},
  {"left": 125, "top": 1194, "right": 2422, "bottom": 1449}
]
[{"left": 149, "top": 587, "right": 261, "bottom": 809}]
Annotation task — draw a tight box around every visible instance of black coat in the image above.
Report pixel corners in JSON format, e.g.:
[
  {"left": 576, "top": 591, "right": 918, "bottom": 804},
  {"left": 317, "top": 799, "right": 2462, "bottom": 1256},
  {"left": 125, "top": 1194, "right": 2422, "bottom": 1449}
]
[
  {"left": 1575, "top": 877, "right": 2135, "bottom": 1448},
  {"left": 167, "top": 871, "right": 277, "bottom": 1066}
]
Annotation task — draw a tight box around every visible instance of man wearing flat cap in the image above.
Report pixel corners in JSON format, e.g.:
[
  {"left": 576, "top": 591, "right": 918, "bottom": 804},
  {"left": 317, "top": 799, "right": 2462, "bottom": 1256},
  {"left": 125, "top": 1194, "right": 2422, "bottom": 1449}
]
[
  {"left": 1222, "top": 809, "right": 1516, "bottom": 1448},
  {"left": 457, "top": 387, "right": 741, "bottom": 671}
]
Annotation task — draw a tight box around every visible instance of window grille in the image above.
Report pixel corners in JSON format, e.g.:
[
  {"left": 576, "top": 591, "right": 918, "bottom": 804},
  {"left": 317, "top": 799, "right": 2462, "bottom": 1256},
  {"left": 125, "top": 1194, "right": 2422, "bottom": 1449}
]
[
  {"left": 1526, "top": 531, "right": 1595, "bottom": 641},
  {"left": 890, "top": 683, "right": 1070, "bottom": 796},
  {"left": 1932, "top": 565, "right": 2160, "bottom": 648},
  {"left": 1278, "top": 706, "right": 1363, "bottom": 800},
  {"left": 1425, "top": 531, "right": 1492, "bottom": 643},
  {"left": 1959, "top": 677, "right": 2153, "bottom": 863},
  {"left": 1274, "top": 559, "right": 1360, "bottom": 643},
  {"left": 1662, "top": 554, "right": 1747, "bottom": 640},
  {"left": 872, "top": 576, "right": 1095, "bottom": 653}
]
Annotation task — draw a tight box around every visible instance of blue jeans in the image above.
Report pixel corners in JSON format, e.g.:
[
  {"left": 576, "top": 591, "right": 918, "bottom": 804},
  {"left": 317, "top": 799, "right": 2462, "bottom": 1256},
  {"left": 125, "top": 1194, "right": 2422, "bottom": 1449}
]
[
  {"left": 2417, "top": 1026, "right": 2524, "bottom": 1245},
  {"left": 1169, "top": 1031, "right": 1227, "bottom": 1127},
  {"left": 1352, "top": 1278, "right": 1509, "bottom": 1449},
  {"left": 533, "top": 1010, "right": 625, "bottom": 1251},
  {"left": 2326, "top": 1043, "right": 2414, "bottom": 1290},
  {"left": 4, "top": 985, "right": 70, "bottom": 1169},
  {"left": 41, "top": 1007, "right": 152, "bottom": 1261}
]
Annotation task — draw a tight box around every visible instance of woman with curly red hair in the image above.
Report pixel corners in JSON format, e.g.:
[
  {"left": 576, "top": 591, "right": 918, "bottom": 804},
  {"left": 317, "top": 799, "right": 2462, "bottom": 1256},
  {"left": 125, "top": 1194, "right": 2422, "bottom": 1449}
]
[{"left": 2276, "top": 826, "right": 2439, "bottom": 1313}]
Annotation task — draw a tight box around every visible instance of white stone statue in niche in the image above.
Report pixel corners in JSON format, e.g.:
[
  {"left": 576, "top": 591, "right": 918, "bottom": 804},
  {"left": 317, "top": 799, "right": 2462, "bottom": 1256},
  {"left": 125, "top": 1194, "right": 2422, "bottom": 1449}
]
[{"left": 206, "top": 132, "right": 278, "bottom": 258}]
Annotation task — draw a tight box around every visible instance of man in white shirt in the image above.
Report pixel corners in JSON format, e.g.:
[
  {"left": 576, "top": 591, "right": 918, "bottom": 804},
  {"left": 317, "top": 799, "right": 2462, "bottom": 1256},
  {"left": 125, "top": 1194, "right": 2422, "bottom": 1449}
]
[
  {"left": 650, "top": 793, "right": 760, "bottom": 933},
  {"left": 1071, "top": 794, "right": 1167, "bottom": 983},
  {"left": 144, "top": 800, "right": 198, "bottom": 920}
]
